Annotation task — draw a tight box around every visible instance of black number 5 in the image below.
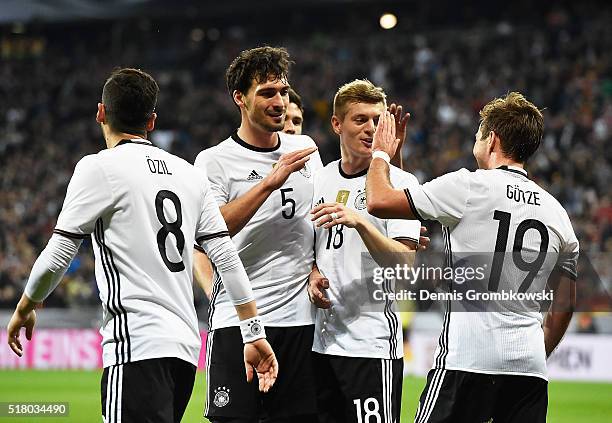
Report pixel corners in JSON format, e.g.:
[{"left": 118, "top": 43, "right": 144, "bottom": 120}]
[
  {"left": 155, "top": 190, "right": 185, "bottom": 272},
  {"left": 280, "top": 188, "right": 296, "bottom": 219}
]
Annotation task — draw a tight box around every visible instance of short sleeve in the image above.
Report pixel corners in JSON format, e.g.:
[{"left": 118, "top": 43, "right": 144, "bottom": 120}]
[
  {"left": 403, "top": 168, "right": 472, "bottom": 228},
  {"left": 54, "top": 155, "right": 114, "bottom": 239},
  {"left": 194, "top": 149, "right": 229, "bottom": 206},
  {"left": 195, "top": 169, "right": 230, "bottom": 245},
  {"left": 556, "top": 215, "right": 579, "bottom": 280}
]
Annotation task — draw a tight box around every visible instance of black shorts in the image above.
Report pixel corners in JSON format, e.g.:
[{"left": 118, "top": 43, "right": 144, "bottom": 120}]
[
  {"left": 414, "top": 368, "right": 548, "bottom": 423},
  {"left": 312, "top": 351, "right": 403, "bottom": 423},
  {"left": 101, "top": 357, "right": 196, "bottom": 423},
  {"left": 205, "top": 325, "right": 317, "bottom": 420}
]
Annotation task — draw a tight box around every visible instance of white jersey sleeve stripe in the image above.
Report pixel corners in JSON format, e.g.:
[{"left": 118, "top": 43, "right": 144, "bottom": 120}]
[{"left": 404, "top": 188, "right": 425, "bottom": 222}]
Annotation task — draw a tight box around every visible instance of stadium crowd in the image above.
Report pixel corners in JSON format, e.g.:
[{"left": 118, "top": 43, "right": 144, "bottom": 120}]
[{"left": 0, "top": 5, "right": 610, "bottom": 310}]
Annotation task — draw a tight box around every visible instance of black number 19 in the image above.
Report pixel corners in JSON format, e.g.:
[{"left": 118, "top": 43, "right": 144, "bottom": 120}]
[{"left": 489, "top": 210, "right": 549, "bottom": 292}]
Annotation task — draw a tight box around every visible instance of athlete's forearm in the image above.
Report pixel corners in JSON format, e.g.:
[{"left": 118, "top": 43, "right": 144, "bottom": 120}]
[
  {"left": 220, "top": 180, "right": 274, "bottom": 237},
  {"left": 544, "top": 311, "right": 573, "bottom": 358},
  {"left": 24, "top": 234, "right": 81, "bottom": 302},
  {"left": 544, "top": 270, "right": 576, "bottom": 358},
  {"left": 366, "top": 158, "right": 413, "bottom": 219},
  {"left": 355, "top": 219, "right": 416, "bottom": 269}
]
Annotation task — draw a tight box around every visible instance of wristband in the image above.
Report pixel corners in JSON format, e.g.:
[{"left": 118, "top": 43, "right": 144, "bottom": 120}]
[
  {"left": 239, "top": 316, "right": 266, "bottom": 343},
  {"left": 372, "top": 150, "right": 391, "bottom": 164}
]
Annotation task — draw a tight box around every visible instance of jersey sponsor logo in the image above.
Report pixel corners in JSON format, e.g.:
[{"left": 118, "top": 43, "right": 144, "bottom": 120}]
[
  {"left": 299, "top": 162, "right": 312, "bottom": 178},
  {"left": 336, "top": 190, "right": 350, "bottom": 205},
  {"left": 354, "top": 190, "right": 367, "bottom": 210},
  {"left": 246, "top": 170, "right": 263, "bottom": 181},
  {"left": 213, "top": 386, "right": 231, "bottom": 407}
]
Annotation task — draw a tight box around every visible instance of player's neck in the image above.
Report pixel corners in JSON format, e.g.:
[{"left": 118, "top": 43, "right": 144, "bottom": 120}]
[
  {"left": 237, "top": 123, "right": 278, "bottom": 149},
  {"left": 105, "top": 131, "right": 148, "bottom": 149},
  {"left": 340, "top": 154, "right": 370, "bottom": 176},
  {"left": 486, "top": 157, "right": 524, "bottom": 171}
]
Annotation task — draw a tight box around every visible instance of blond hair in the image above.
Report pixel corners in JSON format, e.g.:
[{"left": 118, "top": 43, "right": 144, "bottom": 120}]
[
  {"left": 333, "top": 79, "right": 386, "bottom": 119},
  {"left": 479, "top": 92, "right": 544, "bottom": 163}
]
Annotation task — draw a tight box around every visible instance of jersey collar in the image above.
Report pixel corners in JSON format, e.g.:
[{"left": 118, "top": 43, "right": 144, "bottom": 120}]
[
  {"left": 497, "top": 165, "right": 528, "bottom": 178},
  {"left": 117, "top": 138, "right": 153, "bottom": 146},
  {"left": 338, "top": 160, "right": 368, "bottom": 179},
  {"left": 231, "top": 131, "right": 281, "bottom": 152}
]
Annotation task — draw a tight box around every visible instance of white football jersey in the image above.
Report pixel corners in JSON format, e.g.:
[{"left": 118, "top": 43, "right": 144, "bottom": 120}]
[
  {"left": 404, "top": 165, "right": 579, "bottom": 380},
  {"left": 194, "top": 132, "right": 323, "bottom": 329},
  {"left": 312, "top": 160, "right": 421, "bottom": 359},
  {"left": 55, "top": 139, "right": 229, "bottom": 368}
]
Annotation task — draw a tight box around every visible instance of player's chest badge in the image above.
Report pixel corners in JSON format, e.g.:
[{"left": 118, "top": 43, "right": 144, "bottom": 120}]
[
  {"left": 336, "top": 190, "right": 350, "bottom": 205},
  {"left": 299, "top": 162, "right": 312, "bottom": 178},
  {"left": 354, "top": 189, "right": 367, "bottom": 210}
]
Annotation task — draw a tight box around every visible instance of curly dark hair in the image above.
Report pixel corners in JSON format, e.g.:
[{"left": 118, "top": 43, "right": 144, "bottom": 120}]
[
  {"left": 101, "top": 68, "right": 158, "bottom": 136},
  {"left": 225, "top": 46, "right": 293, "bottom": 98}
]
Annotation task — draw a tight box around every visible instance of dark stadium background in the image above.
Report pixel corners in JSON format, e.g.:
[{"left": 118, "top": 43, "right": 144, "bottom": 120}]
[{"left": 0, "top": 1, "right": 611, "bottom": 421}]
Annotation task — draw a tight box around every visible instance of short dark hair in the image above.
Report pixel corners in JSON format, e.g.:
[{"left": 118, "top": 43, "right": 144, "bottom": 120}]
[
  {"left": 288, "top": 87, "right": 303, "bottom": 112},
  {"left": 225, "top": 46, "right": 292, "bottom": 98},
  {"left": 101, "top": 68, "right": 159, "bottom": 135},
  {"left": 479, "top": 92, "right": 544, "bottom": 163}
]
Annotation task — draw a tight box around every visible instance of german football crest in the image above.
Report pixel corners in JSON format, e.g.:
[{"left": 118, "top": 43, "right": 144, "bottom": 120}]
[
  {"left": 299, "top": 162, "right": 312, "bottom": 178},
  {"left": 336, "top": 190, "right": 350, "bottom": 205},
  {"left": 213, "top": 386, "right": 230, "bottom": 407},
  {"left": 354, "top": 190, "right": 367, "bottom": 210}
]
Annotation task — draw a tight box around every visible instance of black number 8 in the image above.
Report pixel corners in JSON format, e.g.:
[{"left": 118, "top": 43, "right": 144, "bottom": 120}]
[{"left": 155, "top": 190, "right": 185, "bottom": 272}]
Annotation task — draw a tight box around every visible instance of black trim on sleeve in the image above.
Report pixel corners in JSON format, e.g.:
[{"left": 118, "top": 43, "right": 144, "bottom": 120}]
[
  {"left": 194, "top": 244, "right": 206, "bottom": 253},
  {"left": 231, "top": 131, "right": 280, "bottom": 152},
  {"left": 557, "top": 266, "right": 578, "bottom": 281},
  {"left": 196, "top": 231, "right": 230, "bottom": 244},
  {"left": 393, "top": 236, "right": 419, "bottom": 244},
  {"left": 53, "top": 229, "right": 89, "bottom": 240},
  {"left": 403, "top": 188, "right": 425, "bottom": 221},
  {"left": 338, "top": 161, "right": 368, "bottom": 179}
]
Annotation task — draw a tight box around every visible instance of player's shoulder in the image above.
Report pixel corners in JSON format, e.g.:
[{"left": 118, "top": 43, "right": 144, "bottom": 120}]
[
  {"left": 279, "top": 132, "right": 317, "bottom": 149},
  {"left": 194, "top": 136, "right": 235, "bottom": 166},
  {"left": 315, "top": 159, "right": 341, "bottom": 178},
  {"left": 389, "top": 165, "right": 420, "bottom": 186}
]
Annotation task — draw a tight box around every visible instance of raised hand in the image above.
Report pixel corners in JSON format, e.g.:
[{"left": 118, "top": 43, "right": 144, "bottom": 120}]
[
  {"left": 264, "top": 147, "right": 317, "bottom": 191},
  {"left": 372, "top": 111, "right": 400, "bottom": 158}
]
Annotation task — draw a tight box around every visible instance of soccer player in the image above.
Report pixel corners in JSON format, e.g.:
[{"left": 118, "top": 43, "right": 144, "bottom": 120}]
[
  {"left": 308, "top": 79, "right": 422, "bottom": 423},
  {"left": 193, "top": 87, "right": 307, "bottom": 298},
  {"left": 6, "top": 68, "right": 278, "bottom": 423},
  {"left": 194, "top": 46, "right": 322, "bottom": 422},
  {"left": 283, "top": 87, "right": 304, "bottom": 135},
  {"left": 366, "top": 93, "right": 579, "bottom": 422}
]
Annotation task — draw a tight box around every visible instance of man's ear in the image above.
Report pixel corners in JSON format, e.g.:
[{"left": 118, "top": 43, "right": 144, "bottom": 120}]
[
  {"left": 96, "top": 103, "right": 106, "bottom": 124},
  {"left": 233, "top": 90, "right": 245, "bottom": 108},
  {"left": 331, "top": 115, "right": 342, "bottom": 136},
  {"left": 487, "top": 130, "right": 498, "bottom": 154},
  {"left": 146, "top": 112, "right": 157, "bottom": 132}
]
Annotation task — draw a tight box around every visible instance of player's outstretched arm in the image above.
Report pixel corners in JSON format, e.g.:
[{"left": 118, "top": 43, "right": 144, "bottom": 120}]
[
  {"left": 219, "top": 147, "right": 317, "bottom": 236},
  {"left": 367, "top": 111, "right": 416, "bottom": 219},
  {"left": 312, "top": 202, "right": 417, "bottom": 269},
  {"left": 543, "top": 268, "right": 576, "bottom": 358}
]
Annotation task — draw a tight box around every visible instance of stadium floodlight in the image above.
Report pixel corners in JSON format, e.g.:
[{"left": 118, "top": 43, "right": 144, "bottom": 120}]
[{"left": 379, "top": 13, "right": 397, "bottom": 30}]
